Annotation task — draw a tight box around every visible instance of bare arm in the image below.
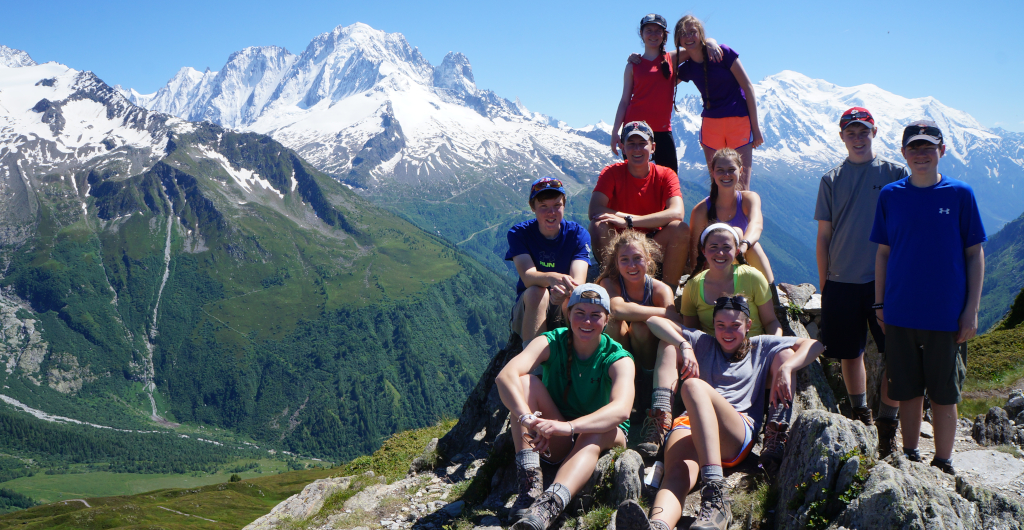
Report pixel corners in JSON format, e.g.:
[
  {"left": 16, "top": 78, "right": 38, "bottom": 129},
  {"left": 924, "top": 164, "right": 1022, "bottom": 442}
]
[
  {"left": 495, "top": 335, "right": 552, "bottom": 421},
  {"left": 647, "top": 315, "right": 700, "bottom": 379},
  {"left": 770, "top": 337, "right": 825, "bottom": 405},
  {"left": 730, "top": 59, "right": 763, "bottom": 149},
  {"left": 874, "top": 244, "right": 890, "bottom": 333},
  {"left": 512, "top": 254, "right": 580, "bottom": 303},
  {"left": 739, "top": 192, "right": 764, "bottom": 254},
  {"left": 816, "top": 220, "right": 833, "bottom": 292},
  {"left": 530, "top": 358, "right": 636, "bottom": 437},
  {"left": 604, "top": 279, "right": 676, "bottom": 322},
  {"left": 611, "top": 64, "right": 634, "bottom": 156},
  {"left": 689, "top": 201, "right": 709, "bottom": 271},
  {"left": 591, "top": 193, "right": 685, "bottom": 230},
  {"left": 757, "top": 301, "right": 782, "bottom": 336},
  {"left": 957, "top": 244, "right": 985, "bottom": 343}
]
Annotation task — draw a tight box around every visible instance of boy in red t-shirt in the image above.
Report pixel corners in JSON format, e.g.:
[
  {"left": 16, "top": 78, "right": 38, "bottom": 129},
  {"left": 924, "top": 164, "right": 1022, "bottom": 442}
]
[{"left": 590, "top": 121, "right": 689, "bottom": 288}]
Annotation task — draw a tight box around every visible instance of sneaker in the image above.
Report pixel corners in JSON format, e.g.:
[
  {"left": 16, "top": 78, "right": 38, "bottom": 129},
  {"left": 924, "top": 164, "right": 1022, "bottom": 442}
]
[
  {"left": 637, "top": 409, "right": 671, "bottom": 459},
  {"left": 930, "top": 458, "right": 956, "bottom": 475},
  {"left": 852, "top": 406, "right": 875, "bottom": 426},
  {"left": 876, "top": 417, "right": 899, "bottom": 460},
  {"left": 691, "top": 479, "right": 731, "bottom": 530},
  {"left": 758, "top": 420, "right": 789, "bottom": 477},
  {"left": 904, "top": 449, "right": 922, "bottom": 463},
  {"left": 508, "top": 465, "right": 544, "bottom": 524},
  {"left": 511, "top": 491, "right": 565, "bottom": 530}
]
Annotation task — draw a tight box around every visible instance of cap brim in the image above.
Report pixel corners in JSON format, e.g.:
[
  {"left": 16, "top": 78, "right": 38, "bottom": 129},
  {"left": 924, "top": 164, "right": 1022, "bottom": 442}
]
[
  {"left": 623, "top": 131, "right": 652, "bottom": 142},
  {"left": 903, "top": 134, "right": 942, "bottom": 146},
  {"left": 841, "top": 120, "right": 874, "bottom": 130}
]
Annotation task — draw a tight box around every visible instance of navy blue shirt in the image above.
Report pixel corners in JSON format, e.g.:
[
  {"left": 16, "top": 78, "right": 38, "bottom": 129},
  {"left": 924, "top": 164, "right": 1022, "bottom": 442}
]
[
  {"left": 505, "top": 220, "right": 591, "bottom": 297},
  {"left": 870, "top": 176, "right": 986, "bottom": 332}
]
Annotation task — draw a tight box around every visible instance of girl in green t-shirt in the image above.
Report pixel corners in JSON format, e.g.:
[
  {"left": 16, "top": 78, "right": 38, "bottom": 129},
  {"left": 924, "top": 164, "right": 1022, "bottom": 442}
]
[{"left": 497, "top": 284, "right": 636, "bottom": 530}]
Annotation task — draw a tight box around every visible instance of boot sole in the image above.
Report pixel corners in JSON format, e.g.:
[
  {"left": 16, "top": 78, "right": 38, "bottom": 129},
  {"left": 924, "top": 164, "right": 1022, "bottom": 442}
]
[{"left": 511, "top": 515, "right": 545, "bottom": 530}]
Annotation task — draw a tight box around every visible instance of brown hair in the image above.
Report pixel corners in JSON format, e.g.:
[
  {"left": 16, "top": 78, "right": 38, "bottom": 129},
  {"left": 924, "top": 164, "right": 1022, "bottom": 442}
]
[
  {"left": 595, "top": 229, "right": 662, "bottom": 284},
  {"left": 707, "top": 148, "right": 744, "bottom": 220},
  {"left": 680, "top": 225, "right": 747, "bottom": 290},
  {"left": 529, "top": 189, "right": 566, "bottom": 209},
  {"left": 673, "top": 15, "right": 709, "bottom": 112}
]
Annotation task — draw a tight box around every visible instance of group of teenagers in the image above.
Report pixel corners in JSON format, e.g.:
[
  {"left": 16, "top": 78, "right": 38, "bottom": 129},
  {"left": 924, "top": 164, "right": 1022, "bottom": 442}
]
[{"left": 494, "top": 12, "right": 987, "bottom": 530}]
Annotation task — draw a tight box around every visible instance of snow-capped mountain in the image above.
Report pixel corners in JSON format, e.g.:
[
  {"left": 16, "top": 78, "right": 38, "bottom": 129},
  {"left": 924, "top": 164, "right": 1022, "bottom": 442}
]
[
  {"left": 124, "top": 23, "right": 613, "bottom": 189},
  {"left": 0, "top": 45, "right": 36, "bottom": 68}
]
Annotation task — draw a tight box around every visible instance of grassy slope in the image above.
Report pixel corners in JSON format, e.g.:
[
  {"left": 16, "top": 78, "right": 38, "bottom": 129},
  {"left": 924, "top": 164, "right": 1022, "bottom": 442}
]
[{"left": 979, "top": 209, "right": 1024, "bottom": 331}]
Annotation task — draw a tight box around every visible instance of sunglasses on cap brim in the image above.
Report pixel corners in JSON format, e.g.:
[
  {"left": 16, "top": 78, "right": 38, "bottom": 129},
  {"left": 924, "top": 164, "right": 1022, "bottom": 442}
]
[{"left": 531, "top": 178, "right": 564, "bottom": 194}]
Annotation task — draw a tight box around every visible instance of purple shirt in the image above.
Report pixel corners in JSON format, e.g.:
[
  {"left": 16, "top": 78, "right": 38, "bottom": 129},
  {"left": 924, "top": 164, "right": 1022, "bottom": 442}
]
[{"left": 677, "top": 45, "right": 749, "bottom": 119}]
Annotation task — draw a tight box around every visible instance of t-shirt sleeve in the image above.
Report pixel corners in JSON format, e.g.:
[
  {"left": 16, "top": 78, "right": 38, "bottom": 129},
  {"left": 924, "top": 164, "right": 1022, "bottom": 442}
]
[
  {"left": 505, "top": 223, "right": 530, "bottom": 261},
  {"left": 756, "top": 336, "right": 799, "bottom": 371},
  {"left": 720, "top": 45, "right": 739, "bottom": 70},
  {"left": 741, "top": 266, "right": 772, "bottom": 307},
  {"left": 676, "top": 60, "right": 692, "bottom": 83},
  {"left": 593, "top": 165, "right": 617, "bottom": 199},
  {"left": 680, "top": 281, "right": 699, "bottom": 317},
  {"left": 813, "top": 175, "right": 833, "bottom": 222},
  {"left": 662, "top": 167, "right": 682, "bottom": 198},
  {"left": 959, "top": 186, "right": 987, "bottom": 248},
  {"left": 869, "top": 191, "right": 889, "bottom": 246},
  {"left": 571, "top": 225, "right": 592, "bottom": 264}
]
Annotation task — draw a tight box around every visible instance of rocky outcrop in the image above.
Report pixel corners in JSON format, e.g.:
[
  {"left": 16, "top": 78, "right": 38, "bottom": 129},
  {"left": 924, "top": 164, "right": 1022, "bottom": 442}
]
[
  {"left": 246, "top": 476, "right": 355, "bottom": 529},
  {"left": 972, "top": 406, "right": 1016, "bottom": 446}
]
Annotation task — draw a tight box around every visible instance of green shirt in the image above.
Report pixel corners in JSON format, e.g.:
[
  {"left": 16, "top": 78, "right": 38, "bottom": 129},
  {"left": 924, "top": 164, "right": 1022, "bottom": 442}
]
[
  {"left": 680, "top": 264, "right": 772, "bottom": 336},
  {"left": 540, "top": 328, "right": 634, "bottom": 432}
]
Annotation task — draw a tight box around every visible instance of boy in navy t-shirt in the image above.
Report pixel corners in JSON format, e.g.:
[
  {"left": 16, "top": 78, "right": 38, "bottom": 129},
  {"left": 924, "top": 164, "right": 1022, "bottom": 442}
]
[
  {"left": 506, "top": 177, "right": 592, "bottom": 342},
  {"left": 870, "top": 121, "right": 986, "bottom": 475}
]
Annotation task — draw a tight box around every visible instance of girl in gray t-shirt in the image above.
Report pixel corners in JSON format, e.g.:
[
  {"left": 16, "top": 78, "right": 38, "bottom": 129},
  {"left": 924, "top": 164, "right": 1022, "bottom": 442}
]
[{"left": 621, "top": 296, "right": 824, "bottom": 530}]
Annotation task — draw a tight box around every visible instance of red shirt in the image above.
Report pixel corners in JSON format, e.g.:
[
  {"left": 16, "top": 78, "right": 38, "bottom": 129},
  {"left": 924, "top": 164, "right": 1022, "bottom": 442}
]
[
  {"left": 623, "top": 53, "right": 674, "bottom": 132},
  {"left": 593, "top": 162, "right": 681, "bottom": 232}
]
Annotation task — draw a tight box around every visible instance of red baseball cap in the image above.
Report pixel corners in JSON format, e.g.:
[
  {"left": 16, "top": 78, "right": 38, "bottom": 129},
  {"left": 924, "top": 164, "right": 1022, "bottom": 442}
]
[{"left": 840, "top": 107, "right": 875, "bottom": 131}]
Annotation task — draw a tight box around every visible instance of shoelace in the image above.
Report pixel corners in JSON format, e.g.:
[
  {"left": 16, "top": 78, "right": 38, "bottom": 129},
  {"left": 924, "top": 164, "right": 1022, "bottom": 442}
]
[
  {"left": 697, "top": 483, "right": 726, "bottom": 521},
  {"left": 640, "top": 413, "right": 662, "bottom": 443},
  {"left": 762, "top": 423, "right": 789, "bottom": 456}
]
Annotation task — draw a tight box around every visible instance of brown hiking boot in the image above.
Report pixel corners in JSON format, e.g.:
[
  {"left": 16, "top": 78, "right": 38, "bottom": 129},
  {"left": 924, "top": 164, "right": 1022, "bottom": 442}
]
[
  {"left": 758, "top": 420, "right": 789, "bottom": 478},
  {"left": 508, "top": 465, "right": 544, "bottom": 524},
  {"left": 637, "top": 409, "right": 671, "bottom": 459},
  {"left": 876, "top": 417, "right": 899, "bottom": 459},
  {"left": 615, "top": 499, "right": 671, "bottom": 530},
  {"left": 852, "top": 406, "right": 875, "bottom": 426},
  {"left": 511, "top": 491, "right": 565, "bottom": 530},
  {"left": 690, "top": 479, "right": 732, "bottom": 530}
]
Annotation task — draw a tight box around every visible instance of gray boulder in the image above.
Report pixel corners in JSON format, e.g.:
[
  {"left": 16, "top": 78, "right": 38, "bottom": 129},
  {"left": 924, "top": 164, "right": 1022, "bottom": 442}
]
[
  {"left": 244, "top": 476, "right": 353, "bottom": 529},
  {"left": 972, "top": 407, "right": 1015, "bottom": 446},
  {"left": 611, "top": 450, "right": 644, "bottom": 507},
  {"left": 779, "top": 283, "right": 816, "bottom": 309},
  {"left": 1006, "top": 394, "right": 1024, "bottom": 419}
]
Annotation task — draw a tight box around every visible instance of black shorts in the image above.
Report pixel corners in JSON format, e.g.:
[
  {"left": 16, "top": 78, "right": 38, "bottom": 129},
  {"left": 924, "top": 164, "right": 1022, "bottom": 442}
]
[
  {"left": 819, "top": 281, "right": 885, "bottom": 360},
  {"left": 884, "top": 325, "right": 967, "bottom": 405}
]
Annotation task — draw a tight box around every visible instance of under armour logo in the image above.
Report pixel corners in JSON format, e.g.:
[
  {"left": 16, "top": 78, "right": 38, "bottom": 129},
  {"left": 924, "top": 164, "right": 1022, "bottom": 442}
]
[
  {"left": 939, "top": 208, "right": 950, "bottom": 214},
  {"left": 872, "top": 185, "right": 883, "bottom": 190}
]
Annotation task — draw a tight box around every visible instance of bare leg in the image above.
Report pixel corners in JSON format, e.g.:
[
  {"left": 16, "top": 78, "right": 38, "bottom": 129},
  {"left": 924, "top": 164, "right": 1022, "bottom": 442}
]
[
  {"left": 744, "top": 242, "right": 775, "bottom": 284},
  {"left": 589, "top": 219, "right": 617, "bottom": 267},
  {"left": 899, "top": 396, "right": 925, "bottom": 451},
  {"left": 551, "top": 428, "right": 626, "bottom": 496},
  {"left": 880, "top": 376, "right": 899, "bottom": 408},
  {"left": 520, "top": 286, "right": 549, "bottom": 343},
  {"left": 606, "top": 317, "right": 629, "bottom": 346},
  {"left": 701, "top": 145, "right": 716, "bottom": 176},
  {"left": 655, "top": 340, "right": 683, "bottom": 394},
  {"left": 736, "top": 143, "right": 754, "bottom": 191},
  {"left": 652, "top": 220, "right": 691, "bottom": 290},
  {"left": 932, "top": 403, "right": 957, "bottom": 460},
  {"left": 651, "top": 429, "right": 700, "bottom": 529},
  {"left": 678, "top": 377, "right": 748, "bottom": 467},
  {"left": 841, "top": 354, "right": 867, "bottom": 397},
  {"left": 629, "top": 321, "right": 659, "bottom": 371},
  {"left": 508, "top": 375, "right": 574, "bottom": 459}
]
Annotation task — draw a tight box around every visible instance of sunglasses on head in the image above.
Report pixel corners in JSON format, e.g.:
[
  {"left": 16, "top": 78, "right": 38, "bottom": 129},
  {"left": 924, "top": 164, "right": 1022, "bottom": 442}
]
[
  {"left": 713, "top": 295, "right": 750, "bottom": 316},
  {"left": 531, "top": 178, "right": 564, "bottom": 194}
]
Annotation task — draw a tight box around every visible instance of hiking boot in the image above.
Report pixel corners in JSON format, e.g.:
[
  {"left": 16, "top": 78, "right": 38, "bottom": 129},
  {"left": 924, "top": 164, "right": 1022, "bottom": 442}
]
[
  {"left": 930, "top": 458, "right": 956, "bottom": 476},
  {"left": 615, "top": 499, "right": 670, "bottom": 530},
  {"left": 852, "top": 406, "right": 874, "bottom": 426},
  {"left": 758, "top": 420, "right": 789, "bottom": 477},
  {"left": 637, "top": 409, "right": 671, "bottom": 459},
  {"left": 511, "top": 491, "right": 565, "bottom": 530},
  {"left": 691, "top": 479, "right": 731, "bottom": 530},
  {"left": 876, "top": 417, "right": 899, "bottom": 459},
  {"left": 508, "top": 465, "right": 544, "bottom": 524}
]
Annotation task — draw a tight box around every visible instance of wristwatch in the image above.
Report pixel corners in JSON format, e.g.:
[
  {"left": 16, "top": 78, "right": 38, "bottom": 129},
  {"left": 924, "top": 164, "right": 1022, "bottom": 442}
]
[{"left": 625, "top": 216, "right": 633, "bottom": 229}]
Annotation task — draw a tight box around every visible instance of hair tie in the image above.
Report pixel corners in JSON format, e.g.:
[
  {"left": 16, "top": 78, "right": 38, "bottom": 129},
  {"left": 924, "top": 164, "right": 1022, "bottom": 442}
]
[{"left": 700, "top": 223, "right": 741, "bottom": 245}]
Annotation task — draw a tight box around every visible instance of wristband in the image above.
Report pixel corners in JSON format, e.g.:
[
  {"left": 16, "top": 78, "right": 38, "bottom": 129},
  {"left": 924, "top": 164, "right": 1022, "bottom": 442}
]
[
  {"left": 567, "top": 422, "right": 575, "bottom": 437},
  {"left": 519, "top": 411, "right": 541, "bottom": 424},
  {"left": 741, "top": 239, "right": 752, "bottom": 248},
  {"left": 871, "top": 302, "right": 884, "bottom": 310}
]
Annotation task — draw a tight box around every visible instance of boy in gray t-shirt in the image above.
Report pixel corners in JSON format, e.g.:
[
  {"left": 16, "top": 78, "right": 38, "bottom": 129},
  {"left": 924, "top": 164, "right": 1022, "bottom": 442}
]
[{"left": 814, "top": 107, "right": 908, "bottom": 458}]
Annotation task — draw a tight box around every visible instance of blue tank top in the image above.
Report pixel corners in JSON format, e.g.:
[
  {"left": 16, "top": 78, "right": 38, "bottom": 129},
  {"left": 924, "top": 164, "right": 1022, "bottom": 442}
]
[
  {"left": 705, "top": 191, "right": 749, "bottom": 233},
  {"left": 617, "top": 274, "right": 654, "bottom": 306}
]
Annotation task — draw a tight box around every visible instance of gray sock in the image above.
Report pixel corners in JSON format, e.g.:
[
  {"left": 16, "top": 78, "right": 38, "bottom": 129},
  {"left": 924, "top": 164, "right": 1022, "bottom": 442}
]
[
  {"left": 650, "top": 520, "right": 671, "bottom": 530},
  {"left": 878, "top": 403, "right": 899, "bottom": 421},
  {"left": 545, "top": 482, "right": 570, "bottom": 508},
  {"left": 516, "top": 449, "right": 540, "bottom": 469},
  {"left": 700, "top": 464, "right": 724, "bottom": 483},
  {"left": 652, "top": 387, "right": 672, "bottom": 414},
  {"left": 850, "top": 392, "right": 867, "bottom": 409}
]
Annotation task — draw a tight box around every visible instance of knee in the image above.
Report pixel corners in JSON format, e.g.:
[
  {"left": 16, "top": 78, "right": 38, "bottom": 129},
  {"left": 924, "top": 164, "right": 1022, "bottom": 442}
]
[
  {"left": 632, "top": 321, "right": 651, "bottom": 341},
  {"left": 663, "top": 221, "right": 690, "bottom": 248},
  {"left": 522, "top": 285, "right": 549, "bottom": 307},
  {"left": 679, "top": 376, "right": 710, "bottom": 398}
]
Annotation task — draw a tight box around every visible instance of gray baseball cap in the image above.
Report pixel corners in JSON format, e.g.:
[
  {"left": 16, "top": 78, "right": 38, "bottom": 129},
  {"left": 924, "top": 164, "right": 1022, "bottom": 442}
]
[{"left": 567, "top": 284, "right": 611, "bottom": 313}]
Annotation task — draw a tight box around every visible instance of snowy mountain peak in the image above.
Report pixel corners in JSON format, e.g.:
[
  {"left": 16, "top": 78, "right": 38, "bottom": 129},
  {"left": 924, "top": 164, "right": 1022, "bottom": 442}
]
[
  {"left": 0, "top": 45, "right": 36, "bottom": 68},
  {"left": 433, "top": 52, "right": 476, "bottom": 95}
]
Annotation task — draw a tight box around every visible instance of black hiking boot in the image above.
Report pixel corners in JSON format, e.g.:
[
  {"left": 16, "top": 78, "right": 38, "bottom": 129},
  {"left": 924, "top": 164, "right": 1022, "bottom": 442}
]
[
  {"left": 615, "top": 499, "right": 671, "bottom": 530},
  {"left": 759, "top": 420, "right": 789, "bottom": 478},
  {"left": 508, "top": 465, "right": 544, "bottom": 524},
  {"left": 930, "top": 457, "right": 956, "bottom": 476},
  {"left": 852, "top": 406, "right": 875, "bottom": 426},
  {"left": 690, "top": 479, "right": 732, "bottom": 530},
  {"left": 876, "top": 417, "right": 899, "bottom": 459},
  {"left": 637, "top": 409, "right": 671, "bottom": 459},
  {"left": 511, "top": 491, "right": 565, "bottom": 530}
]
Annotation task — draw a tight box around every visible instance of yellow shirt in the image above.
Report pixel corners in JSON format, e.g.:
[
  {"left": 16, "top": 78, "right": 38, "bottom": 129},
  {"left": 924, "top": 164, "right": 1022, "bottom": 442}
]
[{"left": 680, "top": 264, "right": 772, "bottom": 336}]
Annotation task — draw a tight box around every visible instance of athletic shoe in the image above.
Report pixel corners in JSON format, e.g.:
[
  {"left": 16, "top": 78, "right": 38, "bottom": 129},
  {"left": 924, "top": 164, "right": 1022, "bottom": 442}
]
[
  {"left": 511, "top": 491, "right": 565, "bottom": 530},
  {"left": 876, "top": 417, "right": 899, "bottom": 459},
  {"left": 758, "top": 420, "right": 789, "bottom": 477},
  {"left": 637, "top": 409, "right": 670, "bottom": 459},
  {"left": 930, "top": 458, "right": 956, "bottom": 475},
  {"left": 508, "top": 465, "right": 544, "bottom": 524},
  {"left": 852, "top": 406, "right": 875, "bottom": 426},
  {"left": 904, "top": 449, "right": 922, "bottom": 463},
  {"left": 690, "top": 479, "right": 731, "bottom": 530}
]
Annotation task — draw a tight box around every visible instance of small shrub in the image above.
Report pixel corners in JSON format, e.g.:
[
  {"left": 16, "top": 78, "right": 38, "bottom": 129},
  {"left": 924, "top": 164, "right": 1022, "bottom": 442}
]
[{"left": 229, "top": 473, "right": 242, "bottom": 482}]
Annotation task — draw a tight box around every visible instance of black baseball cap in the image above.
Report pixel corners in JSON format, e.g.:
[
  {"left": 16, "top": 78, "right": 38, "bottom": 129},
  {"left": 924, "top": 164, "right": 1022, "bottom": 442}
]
[
  {"left": 902, "top": 120, "right": 944, "bottom": 147},
  {"left": 640, "top": 13, "right": 668, "bottom": 30}
]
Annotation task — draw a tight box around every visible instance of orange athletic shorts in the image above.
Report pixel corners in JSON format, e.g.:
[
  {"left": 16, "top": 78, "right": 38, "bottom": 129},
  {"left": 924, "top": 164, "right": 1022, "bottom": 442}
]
[
  {"left": 667, "top": 412, "right": 756, "bottom": 468},
  {"left": 700, "top": 116, "right": 753, "bottom": 150}
]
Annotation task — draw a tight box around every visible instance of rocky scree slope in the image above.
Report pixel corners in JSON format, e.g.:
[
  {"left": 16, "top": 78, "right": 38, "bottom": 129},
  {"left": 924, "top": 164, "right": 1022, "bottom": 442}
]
[{"left": 0, "top": 57, "right": 511, "bottom": 461}]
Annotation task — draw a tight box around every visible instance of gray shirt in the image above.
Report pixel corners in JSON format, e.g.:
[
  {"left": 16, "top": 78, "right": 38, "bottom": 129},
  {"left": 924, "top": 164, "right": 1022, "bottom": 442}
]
[
  {"left": 814, "top": 157, "right": 909, "bottom": 284},
  {"left": 681, "top": 329, "right": 798, "bottom": 433}
]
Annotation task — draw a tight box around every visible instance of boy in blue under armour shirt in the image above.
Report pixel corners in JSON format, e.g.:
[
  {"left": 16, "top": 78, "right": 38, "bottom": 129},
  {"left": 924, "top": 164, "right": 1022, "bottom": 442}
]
[{"left": 870, "top": 120, "right": 986, "bottom": 475}]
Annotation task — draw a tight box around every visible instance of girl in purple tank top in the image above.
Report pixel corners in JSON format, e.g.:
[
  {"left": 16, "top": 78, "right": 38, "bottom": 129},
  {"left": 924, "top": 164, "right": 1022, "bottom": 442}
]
[{"left": 688, "top": 148, "right": 777, "bottom": 294}]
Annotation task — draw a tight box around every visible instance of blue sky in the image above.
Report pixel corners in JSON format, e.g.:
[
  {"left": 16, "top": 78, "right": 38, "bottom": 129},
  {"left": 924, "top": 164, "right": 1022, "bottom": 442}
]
[{"left": 3, "top": 0, "right": 1022, "bottom": 131}]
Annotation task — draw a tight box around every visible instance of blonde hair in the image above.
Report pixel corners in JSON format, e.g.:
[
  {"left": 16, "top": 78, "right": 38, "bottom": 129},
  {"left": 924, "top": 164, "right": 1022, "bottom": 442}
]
[{"left": 596, "top": 229, "right": 662, "bottom": 283}]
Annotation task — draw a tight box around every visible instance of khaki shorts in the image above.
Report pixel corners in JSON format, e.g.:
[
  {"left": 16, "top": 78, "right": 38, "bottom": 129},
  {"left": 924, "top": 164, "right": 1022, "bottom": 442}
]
[
  {"left": 510, "top": 292, "right": 563, "bottom": 338},
  {"left": 884, "top": 324, "right": 967, "bottom": 405}
]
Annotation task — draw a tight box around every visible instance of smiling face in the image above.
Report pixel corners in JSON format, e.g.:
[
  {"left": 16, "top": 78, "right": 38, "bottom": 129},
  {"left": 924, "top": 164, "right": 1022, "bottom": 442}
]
[
  {"left": 675, "top": 17, "right": 704, "bottom": 50},
  {"left": 712, "top": 155, "right": 741, "bottom": 190},
  {"left": 641, "top": 24, "right": 667, "bottom": 49},
  {"left": 616, "top": 243, "right": 648, "bottom": 282},
  {"left": 623, "top": 135, "right": 654, "bottom": 170},
  {"left": 531, "top": 195, "right": 565, "bottom": 238},
  {"left": 840, "top": 123, "right": 877, "bottom": 162},
  {"left": 702, "top": 231, "right": 739, "bottom": 272},
  {"left": 713, "top": 308, "right": 751, "bottom": 353},
  {"left": 569, "top": 302, "right": 609, "bottom": 343},
  {"left": 901, "top": 140, "right": 945, "bottom": 175}
]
